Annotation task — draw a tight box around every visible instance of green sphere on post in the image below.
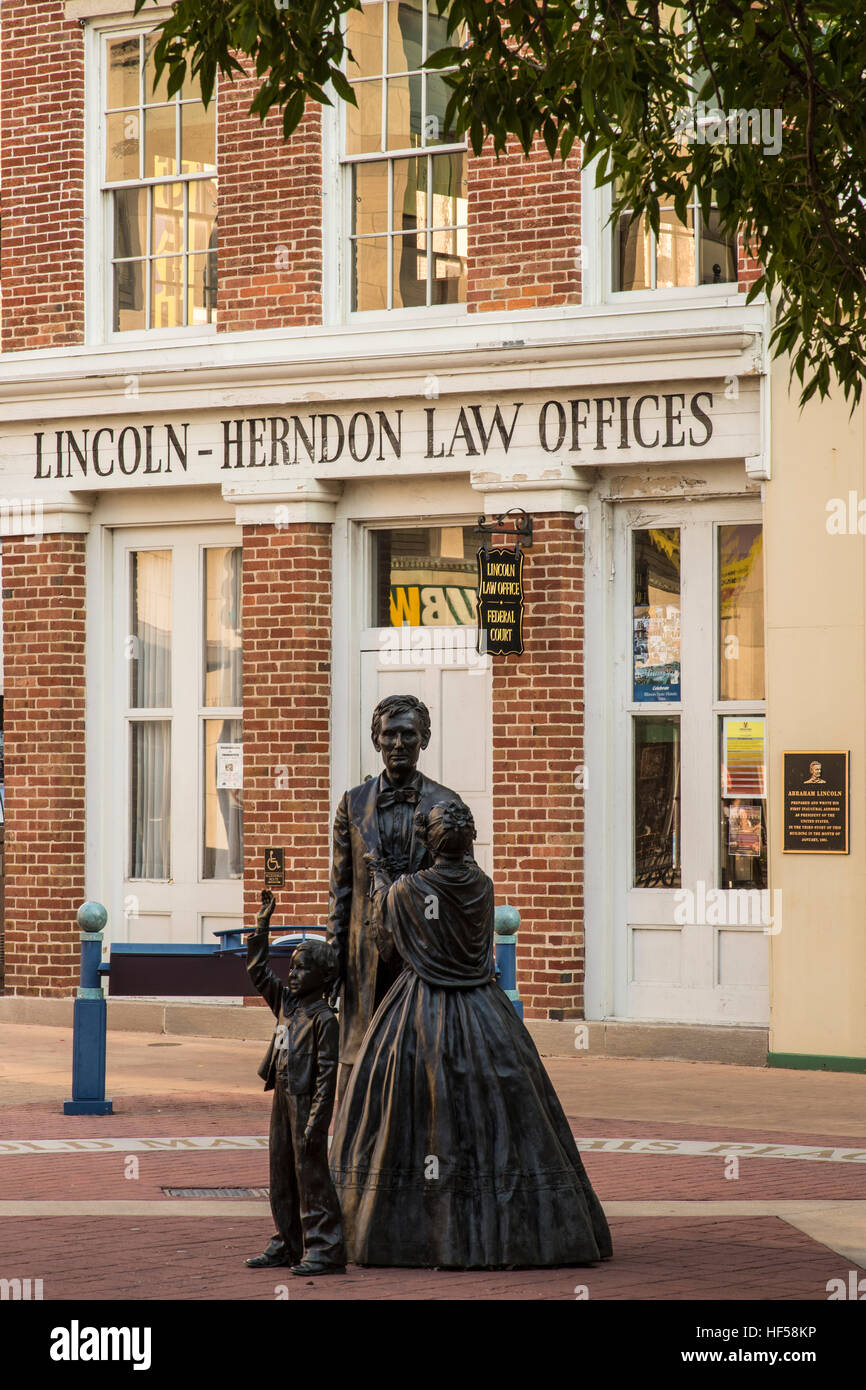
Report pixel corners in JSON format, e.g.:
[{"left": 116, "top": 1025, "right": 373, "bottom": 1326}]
[
  {"left": 77, "top": 901, "right": 108, "bottom": 935},
  {"left": 494, "top": 904, "right": 520, "bottom": 935}
]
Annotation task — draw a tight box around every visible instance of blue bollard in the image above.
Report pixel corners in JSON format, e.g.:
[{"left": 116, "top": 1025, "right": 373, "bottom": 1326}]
[
  {"left": 494, "top": 903, "right": 523, "bottom": 1020},
  {"left": 64, "top": 902, "right": 113, "bottom": 1116}
]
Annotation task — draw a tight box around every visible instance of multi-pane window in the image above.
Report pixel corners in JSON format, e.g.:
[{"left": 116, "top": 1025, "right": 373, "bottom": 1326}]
[
  {"left": 344, "top": 1, "right": 467, "bottom": 310},
  {"left": 104, "top": 33, "right": 217, "bottom": 331},
  {"left": 202, "top": 547, "right": 243, "bottom": 880},
  {"left": 717, "top": 523, "right": 766, "bottom": 890},
  {"left": 632, "top": 529, "right": 682, "bottom": 888},
  {"left": 614, "top": 190, "right": 737, "bottom": 291},
  {"left": 127, "top": 544, "right": 243, "bottom": 883},
  {"left": 129, "top": 549, "right": 172, "bottom": 879}
]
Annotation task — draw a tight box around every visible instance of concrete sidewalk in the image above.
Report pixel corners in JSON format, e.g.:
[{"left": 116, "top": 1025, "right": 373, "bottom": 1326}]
[{"left": 0, "top": 1021, "right": 863, "bottom": 1301}]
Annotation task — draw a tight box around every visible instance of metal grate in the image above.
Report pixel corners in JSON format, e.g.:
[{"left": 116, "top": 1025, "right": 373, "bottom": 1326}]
[{"left": 162, "top": 1186, "right": 269, "bottom": 1199}]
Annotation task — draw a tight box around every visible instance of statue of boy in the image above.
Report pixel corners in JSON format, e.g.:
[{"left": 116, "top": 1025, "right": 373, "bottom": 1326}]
[{"left": 244, "top": 889, "right": 346, "bottom": 1277}]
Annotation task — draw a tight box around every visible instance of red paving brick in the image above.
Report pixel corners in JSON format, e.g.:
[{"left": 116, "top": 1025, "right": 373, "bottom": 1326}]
[
  {"left": 0, "top": 1216, "right": 848, "bottom": 1301},
  {"left": 0, "top": 1089, "right": 862, "bottom": 1302}
]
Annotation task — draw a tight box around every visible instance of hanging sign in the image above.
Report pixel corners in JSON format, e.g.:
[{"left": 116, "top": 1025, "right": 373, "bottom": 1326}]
[
  {"left": 476, "top": 547, "right": 525, "bottom": 656},
  {"left": 783, "top": 752, "right": 849, "bottom": 853}
]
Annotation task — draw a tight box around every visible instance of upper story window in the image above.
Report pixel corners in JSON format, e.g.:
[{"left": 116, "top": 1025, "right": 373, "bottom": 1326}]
[
  {"left": 343, "top": 1, "right": 467, "bottom": 312},
  {"left": 103, "top": 33, "right": 217, "bottom": 332},
  {"left": 613, "top": 187, "right": 737, "bottom": 292}
]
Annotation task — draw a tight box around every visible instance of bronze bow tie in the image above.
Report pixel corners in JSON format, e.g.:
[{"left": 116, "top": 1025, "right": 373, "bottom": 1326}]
[{"left": 378, "top": 786, "right": 419, "bottom": 809}]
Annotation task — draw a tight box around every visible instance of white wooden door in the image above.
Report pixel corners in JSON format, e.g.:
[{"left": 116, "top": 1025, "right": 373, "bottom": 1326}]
[
  {"left": 109, "top": 524, "right": 244, "bottom": 946},
  {"left": 610, "top": 502, "right": 769, "bottom": 1023},
  {"left": 359, "top": 628, "right": 493, "bottom": 873}
]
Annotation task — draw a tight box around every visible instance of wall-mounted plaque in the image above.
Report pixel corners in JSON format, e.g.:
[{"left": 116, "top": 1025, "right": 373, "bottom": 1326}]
[
  {"left": 476, "top": 547, "right": 525, "bottom": 656},
  {"left": 264, "top": 847, "right": 285, "bottom": 888},
  {"left": 783, "top": 751, "right": 849, "bottom": 854}
]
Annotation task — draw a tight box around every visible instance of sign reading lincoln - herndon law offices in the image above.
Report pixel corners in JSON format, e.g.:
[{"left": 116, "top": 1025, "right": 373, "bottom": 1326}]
[
  {"left": 10, "top": 379, "right": 761, "bottom": 492},
  {"left": 477, "top": 547, "right": 525, "bottom": 656},
  {"left": 782, "top": 751, "right": 850, "bottom": 854}
]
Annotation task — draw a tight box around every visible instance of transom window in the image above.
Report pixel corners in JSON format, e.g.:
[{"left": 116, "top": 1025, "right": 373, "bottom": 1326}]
[
  {"left": 103, "top": 32, "right": 217, "bottom": 332},
  {"left": 344, "top": 1, "right": 467, "bottom": 311}
]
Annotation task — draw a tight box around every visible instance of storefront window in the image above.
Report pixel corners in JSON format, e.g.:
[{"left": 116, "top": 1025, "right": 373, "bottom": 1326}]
[
  {"left": 128, "top": 549, "right": 172, "bottom": 878},
  {"left": 718, "top": 523, "right": 764, "bottom": 700},
  {"left": 633, "top": 716, "right": 681, "bottom": 887},
  {"left": 633, "top": 529, "right": 681, "bottom": 701},
  {"left": 130, "top": 550, "right": 172, "bottom": 706},
  {"left": 719, "top": 716, "right": 767, "bottom": 889},
  {"left": 373, "top": 526, "right": 479, "bottom": 625},
  {"left": 130, "top": 721, "right": 171, "bottom": 878},
  {"left": 201, "top": 547, "right": 243, "bottom": 879},
  {"left": 203, "top": 547, "right": 242, "bottom": 707},
  {"left": 203, "top": 717, "right": 243, "bottom": 879},
  {"left": 718, "top": 523, "right": 766, "bottom": 888}
]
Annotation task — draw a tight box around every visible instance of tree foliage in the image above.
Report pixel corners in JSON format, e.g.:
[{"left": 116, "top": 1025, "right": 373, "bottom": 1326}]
[{"left": 132, "top": 0, "right": 866, "bottom": 407}]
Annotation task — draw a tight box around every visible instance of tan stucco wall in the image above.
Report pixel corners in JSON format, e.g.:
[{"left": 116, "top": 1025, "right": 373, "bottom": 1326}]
[{"left": 766, "top": 362, "right": 866, "bottom": 1059}]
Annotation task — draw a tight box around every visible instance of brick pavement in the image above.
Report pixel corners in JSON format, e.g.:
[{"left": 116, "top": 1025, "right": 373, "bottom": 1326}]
[
  {"left": 0, "top": 1214, "right": 848, "bottom": 1302},
  {"left": 0, "top": 1027, "right": 863, "bottom": 1301}
]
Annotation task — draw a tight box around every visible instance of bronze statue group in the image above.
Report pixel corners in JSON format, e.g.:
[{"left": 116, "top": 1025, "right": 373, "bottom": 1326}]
[{"left": 244, "top": 694, "right": 612, "bottom": 1275}]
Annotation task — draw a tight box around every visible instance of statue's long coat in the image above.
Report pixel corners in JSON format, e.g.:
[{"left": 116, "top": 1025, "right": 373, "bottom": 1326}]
[{"left": 325, "top": 772, "right": 463, "bottom": 1066}]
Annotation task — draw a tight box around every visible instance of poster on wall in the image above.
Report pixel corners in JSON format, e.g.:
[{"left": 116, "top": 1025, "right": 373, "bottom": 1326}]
[
  {"left": 722, "top": 717, "right": 766, "bottom": 797},
  {"left": 783, "top": 751, "right": 849, "bottom": 853},
  {"left": 727, "top": 802, "right": 762, "bottom": 857},
  {"left": 633, "top": 604, "right": 681, "bottom": 701},
  {"left": 216, "top": 743, "right": 243, "bottom": 790}
]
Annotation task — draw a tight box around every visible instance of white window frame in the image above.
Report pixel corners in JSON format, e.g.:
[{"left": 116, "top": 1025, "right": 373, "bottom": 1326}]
[
  {"left": 335, "top": 0, "right": 469, "bottom": 324},
  {"left": 84, "top": 13, "right": 218, "bottom": 347},
  {"left": 581, "top": 165, "right": 745, "bottom": 309},
  {"left": 607, "top": 500, "right": 768, "bottom": 1025},
  {"left": 108, "top": 523, "right": 244, "bottom": 947}
]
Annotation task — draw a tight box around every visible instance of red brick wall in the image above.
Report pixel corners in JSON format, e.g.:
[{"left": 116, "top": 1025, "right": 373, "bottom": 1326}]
[
  {"left": 217, "top": 88, "right": 322, "bottom": 332},
  {"left": 491, "top": 515, "right": 585, "bottom": 1020},
  {"left": 0, "top": 1, "right": 85, "bottom": 351},
  {"left": 737, "top": 232, "right": 762, "bottom": 293},
  {"left": 1, "top": 534, "right": 87, "bottom": 996},
  {"left": 241, "top": 522, "right": 332, "bottom": 935},
  {"left": 467, "top": 136, "right": 582, "bottom": 313}
]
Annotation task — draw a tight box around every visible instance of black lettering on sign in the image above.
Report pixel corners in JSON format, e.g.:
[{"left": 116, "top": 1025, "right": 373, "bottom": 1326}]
[{"left": 476, "top": 547, "right": 525, "bottom": 656}]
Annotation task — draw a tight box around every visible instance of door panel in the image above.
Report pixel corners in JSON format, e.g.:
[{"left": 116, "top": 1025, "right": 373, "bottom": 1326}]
[
  {"left": 360, "top": 631, "right": 492, "bottom": 873},
  {"left": 613, "top": 504, "right": 769, "bottom": 1024},
  {"left": 110, "top": 525, "right": 244, "bottom": 949}
]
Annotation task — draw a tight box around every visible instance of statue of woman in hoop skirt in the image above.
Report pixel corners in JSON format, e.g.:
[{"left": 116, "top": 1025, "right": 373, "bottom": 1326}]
[{"left": 329, "top": 800, "right": 613, "bottom": 1269}]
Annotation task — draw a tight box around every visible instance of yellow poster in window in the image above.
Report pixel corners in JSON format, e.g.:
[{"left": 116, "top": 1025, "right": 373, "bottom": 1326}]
[{"left": 723, "top": 716, "right": 766, "bottom": 798}]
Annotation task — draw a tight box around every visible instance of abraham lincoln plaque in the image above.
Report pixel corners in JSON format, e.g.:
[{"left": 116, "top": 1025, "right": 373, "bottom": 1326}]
[{"left": 782, "top": 751, "right": 849, "bottom": 854}]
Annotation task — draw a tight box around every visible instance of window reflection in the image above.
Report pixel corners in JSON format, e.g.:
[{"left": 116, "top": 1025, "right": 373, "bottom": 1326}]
[
  {"left": 203, "top": 547, "right": 242, "bottom": 708},
  {"left": 718, "top": 524, "right": 764, "bottom": 700},
  {"left": 634, "top": 717, "right": 681, "bottom": 887},
  {"left": 374, "top": 526, "right": 479, "bottom": 626},
  {"left": 130, "top": 550, "right": 172, "bottom": 707},
  {"left": 203, "top": 717, "right": 243, "bottom": 879},
  {"left": 633, "top": 529, "right": 681, "bottom": 702}
]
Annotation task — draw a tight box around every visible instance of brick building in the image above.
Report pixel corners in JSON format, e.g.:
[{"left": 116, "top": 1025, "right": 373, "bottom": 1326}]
[{"left": 1, "top": 0, "right": 790, "bottom": 1058}]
